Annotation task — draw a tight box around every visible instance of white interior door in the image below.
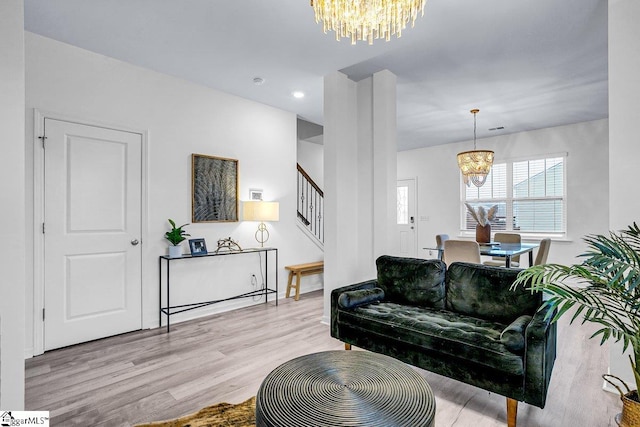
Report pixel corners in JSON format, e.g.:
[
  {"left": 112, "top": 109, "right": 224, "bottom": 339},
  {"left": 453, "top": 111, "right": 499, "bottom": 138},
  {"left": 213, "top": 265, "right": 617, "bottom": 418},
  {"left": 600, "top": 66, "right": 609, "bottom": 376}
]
[
  {"left": 43, "top": 118, "right": 142, "bottom": 350},
  {"left": 397, "top": 179, "right": 417, "bottom": 257}
]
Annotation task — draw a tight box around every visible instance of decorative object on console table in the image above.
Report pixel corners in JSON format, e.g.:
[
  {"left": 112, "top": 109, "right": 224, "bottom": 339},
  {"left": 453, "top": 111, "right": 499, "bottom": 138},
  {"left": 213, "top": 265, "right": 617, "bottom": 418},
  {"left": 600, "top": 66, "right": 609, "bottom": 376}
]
[
  {"left": 215, "top": 237, "right": 243, "bottom": 253},
  {"left": 165, "top": 219, "right": 190, "bottom": 258},
  {"left": 512, "top": 222, "right": 640, "bottom": 426},
  {"left": 188, "top": 238, "right": 208, "bottom": 256},
  {"left": 192, "top": 154, "right": 238, "bottom": 222},
  {"left": 243, "top": 201, "right": 280, "bottom": 247},
  {"left": 465, "top": 202, "right": 497, "bottom": 244}
]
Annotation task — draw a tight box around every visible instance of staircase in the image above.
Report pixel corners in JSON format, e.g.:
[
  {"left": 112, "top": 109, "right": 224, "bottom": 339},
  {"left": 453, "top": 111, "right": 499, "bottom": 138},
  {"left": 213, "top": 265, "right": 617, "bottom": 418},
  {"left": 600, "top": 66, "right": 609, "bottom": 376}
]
[{"left": 297, "top": 163, "right": 324, "bottom": 246}]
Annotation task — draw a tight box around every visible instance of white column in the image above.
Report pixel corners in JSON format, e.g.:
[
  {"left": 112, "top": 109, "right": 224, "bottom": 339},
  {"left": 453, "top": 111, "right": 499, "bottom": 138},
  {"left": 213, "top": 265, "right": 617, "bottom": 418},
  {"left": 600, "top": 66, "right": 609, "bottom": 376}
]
[
  {"left": 0, "top": 0, "right": 26, "bottom": 409},
  {"left": 608, "top": 0, "right": 640, "bottom": 391},
  {"left": 323, "top": 70, "right": 397, "bottom": 322},
  {"left": 372, "top": 70, "right": 398, "bottom": 259}
]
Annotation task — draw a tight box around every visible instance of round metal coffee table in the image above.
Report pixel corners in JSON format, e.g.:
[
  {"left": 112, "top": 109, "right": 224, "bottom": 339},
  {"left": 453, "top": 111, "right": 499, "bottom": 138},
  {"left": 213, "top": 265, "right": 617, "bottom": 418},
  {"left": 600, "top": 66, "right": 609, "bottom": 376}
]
[{"left": 256, "top": 350, "right": 436, "bottom": 427}]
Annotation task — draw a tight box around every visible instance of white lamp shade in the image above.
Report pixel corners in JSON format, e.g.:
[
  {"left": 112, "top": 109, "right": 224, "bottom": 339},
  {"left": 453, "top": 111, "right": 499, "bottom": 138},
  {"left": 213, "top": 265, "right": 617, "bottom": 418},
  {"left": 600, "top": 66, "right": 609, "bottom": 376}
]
[{"left": 242, "top": 201, "right": 279, "bottom": 222}]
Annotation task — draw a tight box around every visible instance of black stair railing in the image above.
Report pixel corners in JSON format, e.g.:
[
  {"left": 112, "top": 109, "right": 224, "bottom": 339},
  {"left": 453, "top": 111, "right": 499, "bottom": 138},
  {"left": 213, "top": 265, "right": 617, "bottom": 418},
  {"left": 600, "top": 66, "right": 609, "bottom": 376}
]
[{"left": 297, "top": 164, "right": 324, "bottom": 244}]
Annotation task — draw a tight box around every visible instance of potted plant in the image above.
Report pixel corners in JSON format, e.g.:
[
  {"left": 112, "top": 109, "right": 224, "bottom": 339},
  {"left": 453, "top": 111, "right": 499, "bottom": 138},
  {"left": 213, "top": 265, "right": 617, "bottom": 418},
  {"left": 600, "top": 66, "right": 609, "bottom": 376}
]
[
  {"left": 465, "top": 202, "right": 498, "bottom": 243},
  {"left": 512, "top": 223, "right": 640, "bottom": 426},
  {"left": 165, "top": 219, "right": 190, "bottom": 258}
]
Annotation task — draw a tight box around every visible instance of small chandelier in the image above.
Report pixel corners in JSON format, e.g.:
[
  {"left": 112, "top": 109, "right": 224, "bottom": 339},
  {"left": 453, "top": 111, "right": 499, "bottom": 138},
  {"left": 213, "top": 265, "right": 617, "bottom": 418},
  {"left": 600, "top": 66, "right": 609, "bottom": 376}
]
[
  {"left": 457, "top": 109, "right": 494, "bottom": 188},
  {"left": 310, "top": 0, "right": 427, "bottom": 45}
]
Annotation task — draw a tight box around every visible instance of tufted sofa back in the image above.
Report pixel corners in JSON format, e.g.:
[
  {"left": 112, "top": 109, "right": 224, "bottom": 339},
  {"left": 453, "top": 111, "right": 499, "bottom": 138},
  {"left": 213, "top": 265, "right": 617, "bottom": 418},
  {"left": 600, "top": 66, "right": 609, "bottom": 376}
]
[
  {"left": 445, "top": 262, "right": 541, "bottom": 323},
  {"left": 376, "top": 255, "right": 446, "bottom": 308}
]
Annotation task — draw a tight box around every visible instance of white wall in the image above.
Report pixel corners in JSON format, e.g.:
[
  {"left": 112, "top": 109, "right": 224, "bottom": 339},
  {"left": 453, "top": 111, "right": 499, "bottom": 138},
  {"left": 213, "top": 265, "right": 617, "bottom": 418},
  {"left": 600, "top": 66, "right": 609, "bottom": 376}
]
[
  {"left": 24, "top": 32, "right": 323, "bottom": 355},
  {"left": 608, "top": 0, "right": 640, "bottom": 391},
  {"left": 397, "top": 119, "right": 609, "bottom": 265},
  {"left": 297, "top": 139, "right": 324, "bottom": 188},
  {"left": 0, "top": 0, "right": 26, "bottom": 409}
]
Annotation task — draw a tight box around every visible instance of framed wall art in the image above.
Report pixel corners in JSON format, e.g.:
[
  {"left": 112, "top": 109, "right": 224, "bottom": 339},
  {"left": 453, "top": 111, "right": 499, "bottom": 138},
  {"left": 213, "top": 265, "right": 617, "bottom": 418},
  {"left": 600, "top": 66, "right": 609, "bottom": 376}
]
[
  {"left": 249, "top": 188, "right": 263, "bottom": 201},
  {"left": 192, "top": 154, "right": 238, "bottom": 222}
]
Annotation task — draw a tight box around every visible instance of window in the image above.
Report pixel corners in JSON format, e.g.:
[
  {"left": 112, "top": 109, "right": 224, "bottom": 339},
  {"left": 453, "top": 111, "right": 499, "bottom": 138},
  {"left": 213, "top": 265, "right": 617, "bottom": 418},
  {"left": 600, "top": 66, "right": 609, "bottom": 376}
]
[{"left": 462, "top": 155, "right": 565, "bottom": 234}]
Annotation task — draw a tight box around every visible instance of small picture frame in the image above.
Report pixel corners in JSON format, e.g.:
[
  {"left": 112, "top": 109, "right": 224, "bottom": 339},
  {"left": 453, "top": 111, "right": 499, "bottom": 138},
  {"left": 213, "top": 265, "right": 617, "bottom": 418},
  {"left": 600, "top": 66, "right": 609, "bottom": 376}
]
[
  {"left": 249, "top": 188, "right": 263, "bottom": 201},
  {"left": 189, "top": 238, "right": 208, "bottom": 256}
]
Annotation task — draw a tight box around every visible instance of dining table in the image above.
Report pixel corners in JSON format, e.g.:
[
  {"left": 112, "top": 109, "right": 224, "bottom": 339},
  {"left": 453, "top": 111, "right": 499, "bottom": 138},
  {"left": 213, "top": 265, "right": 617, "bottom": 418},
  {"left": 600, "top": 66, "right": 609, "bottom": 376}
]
[{"left": 425, "top": 242, "right": 539, "bottom": 268}]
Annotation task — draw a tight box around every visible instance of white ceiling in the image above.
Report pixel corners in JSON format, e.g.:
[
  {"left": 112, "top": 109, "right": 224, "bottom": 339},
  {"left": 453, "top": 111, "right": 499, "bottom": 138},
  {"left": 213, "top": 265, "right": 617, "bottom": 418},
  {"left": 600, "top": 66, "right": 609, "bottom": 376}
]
[{"left": 24, "top": 0, "right": 608, "bottom": 151}]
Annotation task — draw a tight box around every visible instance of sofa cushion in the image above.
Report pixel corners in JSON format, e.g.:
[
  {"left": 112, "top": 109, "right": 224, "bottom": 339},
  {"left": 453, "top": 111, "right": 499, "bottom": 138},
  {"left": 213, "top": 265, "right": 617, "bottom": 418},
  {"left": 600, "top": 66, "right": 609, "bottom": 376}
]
[
  {"left": 500, "top": 315, "right": 532, "bottom": 353},
  {"left": 338, "top": 287, "right": 385, "bottom": 309},
  {"left": 376, "top": 255, "right": 446, "bottom": 308},
  {"left": 338, "top": 302, "right": 524, "bottom": 376},
  {"left": 445, "top": 262, "right": 542, "bottom": 323}
]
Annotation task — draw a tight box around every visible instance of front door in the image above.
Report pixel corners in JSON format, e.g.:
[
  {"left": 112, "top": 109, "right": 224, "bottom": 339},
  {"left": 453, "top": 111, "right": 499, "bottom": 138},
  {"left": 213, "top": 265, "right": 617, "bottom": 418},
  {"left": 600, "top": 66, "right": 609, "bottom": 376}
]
[
  {"left": 43, "top": 118, "right": 142, "bottom": 350},
  {"left": 397, "top": 179, "right": 417, "bottom": 257}
]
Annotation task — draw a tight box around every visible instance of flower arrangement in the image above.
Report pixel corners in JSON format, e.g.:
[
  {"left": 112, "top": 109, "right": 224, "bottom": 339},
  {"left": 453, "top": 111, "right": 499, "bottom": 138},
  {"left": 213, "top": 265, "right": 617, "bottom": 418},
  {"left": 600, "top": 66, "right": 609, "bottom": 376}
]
[{"left": 465, "top": 202, "right": 498, "bottom": 226}]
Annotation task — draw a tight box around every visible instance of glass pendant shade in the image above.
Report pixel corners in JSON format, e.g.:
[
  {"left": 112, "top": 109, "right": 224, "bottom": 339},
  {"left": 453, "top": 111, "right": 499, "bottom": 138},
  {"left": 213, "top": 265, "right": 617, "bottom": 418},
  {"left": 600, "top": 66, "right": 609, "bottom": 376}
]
[
  {"left": 457, "top": 109, "right": 494, "bottom": 188},
  {"left": 310, "top": 0, "right": 427, "bottom": 45},
  {"left": 457, "top": 149, "right": 495, "bottom": 187}
]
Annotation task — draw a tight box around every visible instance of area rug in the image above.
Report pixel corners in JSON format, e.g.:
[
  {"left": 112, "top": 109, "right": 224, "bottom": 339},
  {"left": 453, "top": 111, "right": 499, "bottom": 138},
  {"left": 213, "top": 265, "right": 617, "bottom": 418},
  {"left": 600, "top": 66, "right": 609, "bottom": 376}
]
[{"left": 135, "top": 396, "right": 256, "bottom": 427}]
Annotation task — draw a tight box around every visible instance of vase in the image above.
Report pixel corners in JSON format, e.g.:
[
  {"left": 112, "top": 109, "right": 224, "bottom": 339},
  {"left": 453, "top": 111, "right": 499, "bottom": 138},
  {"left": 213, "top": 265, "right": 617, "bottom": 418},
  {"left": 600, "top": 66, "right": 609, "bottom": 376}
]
[
  {"left": 168, "top": 245, "right": 182, "bottom": 258},
  {"left": 604, "top": 375, "right": 640, "bottom": 427},
  {"left": 476, "top": 223, "right": 491, "bottom": 244}
]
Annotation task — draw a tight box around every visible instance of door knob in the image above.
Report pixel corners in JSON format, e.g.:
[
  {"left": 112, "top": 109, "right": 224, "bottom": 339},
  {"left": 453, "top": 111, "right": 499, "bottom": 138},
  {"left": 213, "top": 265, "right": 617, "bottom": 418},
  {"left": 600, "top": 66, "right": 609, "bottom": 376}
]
[{"left": 131, "top": 239, "right": 139, "bottom": 246}]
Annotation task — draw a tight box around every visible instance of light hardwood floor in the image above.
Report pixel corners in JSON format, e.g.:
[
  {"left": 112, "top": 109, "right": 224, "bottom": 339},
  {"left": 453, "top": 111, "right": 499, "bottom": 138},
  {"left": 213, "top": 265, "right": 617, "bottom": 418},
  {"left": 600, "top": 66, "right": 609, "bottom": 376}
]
[{"left": 26, "top": 290, "right": 620, "bottom": 426}]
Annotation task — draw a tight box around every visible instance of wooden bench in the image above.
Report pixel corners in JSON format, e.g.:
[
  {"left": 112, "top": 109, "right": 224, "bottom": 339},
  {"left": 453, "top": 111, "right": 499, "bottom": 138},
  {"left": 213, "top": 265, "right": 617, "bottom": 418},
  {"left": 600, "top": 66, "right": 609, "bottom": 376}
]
[{"left": 285, "top": 261, "right": 324, "bottom": 301}]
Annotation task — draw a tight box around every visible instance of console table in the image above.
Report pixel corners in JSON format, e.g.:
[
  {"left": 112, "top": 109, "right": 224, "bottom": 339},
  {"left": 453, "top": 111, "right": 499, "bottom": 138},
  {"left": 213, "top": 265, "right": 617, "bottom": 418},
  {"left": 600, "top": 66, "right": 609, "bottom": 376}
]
[{"left": 158, "top": 247, "right": 278, "bottom": 332}]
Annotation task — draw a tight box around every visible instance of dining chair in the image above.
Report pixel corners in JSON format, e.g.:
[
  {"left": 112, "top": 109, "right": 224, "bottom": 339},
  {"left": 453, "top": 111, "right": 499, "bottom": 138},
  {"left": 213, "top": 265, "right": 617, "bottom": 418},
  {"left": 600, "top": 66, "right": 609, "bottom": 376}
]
[
  {"left": 534, "top": 238, "right": 551, "bottom": 265},
  {"left": 435, "top": 234, "right": 450, "bottom": 247},
  {"left": 483, "top": 232, "right": 521, "bottom": 267},
  {"left": 443, "top": 240, "right": 481, "bottom": 265}
]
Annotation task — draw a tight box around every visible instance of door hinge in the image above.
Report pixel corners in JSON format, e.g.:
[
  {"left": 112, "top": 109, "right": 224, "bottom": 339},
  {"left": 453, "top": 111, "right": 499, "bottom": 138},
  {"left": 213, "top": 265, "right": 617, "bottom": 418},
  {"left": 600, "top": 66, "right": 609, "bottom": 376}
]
[
  {"left": 38, "top": 135, "right": 47, "bottom": 148},
  {"left": 42, "top": 223, "right": 45, "bottom": 234},
  {"left": 42, "top": 308, "right": 45, "bottom": 321}
]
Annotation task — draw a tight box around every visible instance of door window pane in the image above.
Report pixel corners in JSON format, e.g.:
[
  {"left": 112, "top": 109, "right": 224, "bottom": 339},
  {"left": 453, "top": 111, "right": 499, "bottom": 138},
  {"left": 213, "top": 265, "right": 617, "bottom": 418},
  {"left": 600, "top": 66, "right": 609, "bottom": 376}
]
[{"left": 397, "top": 186, "right": 408, "bottom": 225}]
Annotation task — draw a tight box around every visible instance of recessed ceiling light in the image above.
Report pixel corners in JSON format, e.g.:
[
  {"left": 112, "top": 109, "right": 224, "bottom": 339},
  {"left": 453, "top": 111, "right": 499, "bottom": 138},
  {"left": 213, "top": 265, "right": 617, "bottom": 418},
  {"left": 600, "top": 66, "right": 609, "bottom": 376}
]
[
  {"left": 253, "top": 77, "right": 265, "bottom": 85},
  {"left": 292, "top": 91, "right": 305, "bottom": 99}
]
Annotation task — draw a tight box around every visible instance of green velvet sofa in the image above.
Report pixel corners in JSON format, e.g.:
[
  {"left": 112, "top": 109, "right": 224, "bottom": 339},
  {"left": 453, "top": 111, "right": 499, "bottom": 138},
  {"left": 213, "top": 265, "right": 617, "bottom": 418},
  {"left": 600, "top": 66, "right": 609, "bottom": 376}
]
[{"left": 331, "top": 255, "right": 556, "bottom": 427}]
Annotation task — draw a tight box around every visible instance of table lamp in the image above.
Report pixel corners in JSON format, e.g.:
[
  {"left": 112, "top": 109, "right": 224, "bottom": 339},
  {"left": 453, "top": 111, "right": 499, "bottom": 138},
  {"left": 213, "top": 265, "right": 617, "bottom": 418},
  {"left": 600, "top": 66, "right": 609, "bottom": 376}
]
[{"left": 242, "top": 201, "right": 279, "bottom": 247}]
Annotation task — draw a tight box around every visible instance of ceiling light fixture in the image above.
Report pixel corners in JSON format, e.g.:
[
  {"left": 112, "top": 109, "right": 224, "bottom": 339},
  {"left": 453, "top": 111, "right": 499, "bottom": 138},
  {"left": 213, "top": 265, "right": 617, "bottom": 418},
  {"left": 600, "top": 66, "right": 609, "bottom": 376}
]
[
  {"left": 292, "top": 91, "right": 305, "bottom": 99},
  {"left": 310, "top": 0, "right": 427, "bottom": 45},
  {"left": 457, "top": 109, "right": 494, "bottom": 188}
]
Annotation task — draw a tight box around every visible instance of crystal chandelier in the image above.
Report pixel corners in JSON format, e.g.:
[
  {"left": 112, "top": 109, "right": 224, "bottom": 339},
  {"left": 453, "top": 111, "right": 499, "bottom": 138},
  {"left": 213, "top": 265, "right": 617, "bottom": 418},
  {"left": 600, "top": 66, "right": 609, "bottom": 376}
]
[
  {"left": 310, "top": 0, "right": 427, "bottom": 45},
  {"left": 457, "top": 109, "right": 494, "bottom": 187}
]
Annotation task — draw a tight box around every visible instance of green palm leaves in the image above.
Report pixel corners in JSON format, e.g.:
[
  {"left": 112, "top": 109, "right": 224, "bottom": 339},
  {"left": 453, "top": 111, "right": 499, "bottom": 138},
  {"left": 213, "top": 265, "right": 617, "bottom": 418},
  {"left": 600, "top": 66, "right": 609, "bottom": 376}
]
[{"left": 512, "top": 223, "right": 640, "bottom": 391}]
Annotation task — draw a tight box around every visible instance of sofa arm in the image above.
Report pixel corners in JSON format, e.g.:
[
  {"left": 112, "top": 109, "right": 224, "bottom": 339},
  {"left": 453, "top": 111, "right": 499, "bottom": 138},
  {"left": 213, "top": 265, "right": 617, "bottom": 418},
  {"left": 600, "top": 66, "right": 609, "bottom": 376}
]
[
  {"left": 500, "top": 314, "right": 532, "bottom": 353},
  {"left": 523, "top": 302, "right": 557, "bottom": 408},
  {"left": 331, "top": 279, "right": 378, "bottom": 340}
]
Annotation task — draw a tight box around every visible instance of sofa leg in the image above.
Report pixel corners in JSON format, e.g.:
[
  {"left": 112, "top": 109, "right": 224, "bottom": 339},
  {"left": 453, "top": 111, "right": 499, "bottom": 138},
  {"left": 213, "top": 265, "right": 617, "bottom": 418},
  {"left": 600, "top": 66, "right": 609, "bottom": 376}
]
[
  {"left": 507, "top": 398, "right": 518, "bottom": 427},
  {"left": 344, "top": 343, "right": 351, "bottom": 350}
]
